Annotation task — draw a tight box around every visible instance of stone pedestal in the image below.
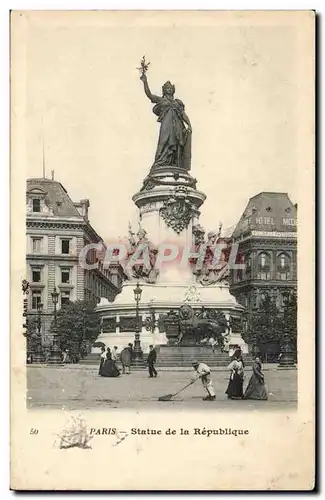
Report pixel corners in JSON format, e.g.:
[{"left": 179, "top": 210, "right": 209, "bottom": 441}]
[{"left": 133, "top": 167, "right": 206, "bottom": 250}]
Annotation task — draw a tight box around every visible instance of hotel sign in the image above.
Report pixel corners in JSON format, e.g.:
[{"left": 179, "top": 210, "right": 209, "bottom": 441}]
[
  {"left": 242, "top": 215, "right": 297, "bottom": 230},
  {"left": 254, "top": 216, "right": 297, "bottom": 227}
]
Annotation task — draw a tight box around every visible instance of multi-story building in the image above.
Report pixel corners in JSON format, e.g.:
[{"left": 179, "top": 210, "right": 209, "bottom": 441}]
[
  {"left": 26, "top": 177, "right": 123, "bottom": 340},
  {"left": 229, "top": 191, "right": 297, "bottom": 331}
]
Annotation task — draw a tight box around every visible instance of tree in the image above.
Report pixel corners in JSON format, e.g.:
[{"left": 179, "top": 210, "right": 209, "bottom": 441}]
[
  {"left": 24, "top": 316, "right": 40, "bottom": 354},
  {"left": 243, "top": 295, "right": 282, "bottom": 346},
  {"left": 243, "top": 292, "right": 297, "bottom": 361},
  {"left": 50, "top": 300, "right": 100, "bottom": 359}
]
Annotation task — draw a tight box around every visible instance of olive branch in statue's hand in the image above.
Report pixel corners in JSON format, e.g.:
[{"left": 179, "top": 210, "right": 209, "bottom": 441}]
[{"left": 137, "top": 55, "right": 151, "bottom": 79}]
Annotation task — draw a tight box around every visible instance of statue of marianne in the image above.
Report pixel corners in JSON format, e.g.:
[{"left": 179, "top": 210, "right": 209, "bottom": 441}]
[{"left": 140, "top": 73, "right": 192, "bottom": 173}]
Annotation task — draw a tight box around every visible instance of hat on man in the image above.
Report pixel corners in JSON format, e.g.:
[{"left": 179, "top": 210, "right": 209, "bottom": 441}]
[{"left": 191, "top": 359, "right": 199, "bottom": 366}]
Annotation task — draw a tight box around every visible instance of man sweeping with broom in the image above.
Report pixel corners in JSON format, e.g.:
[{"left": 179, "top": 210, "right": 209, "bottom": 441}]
[
  {"left": 158, "top": 359, "right": 216, "bottom": 402},
  {"left": 191, "top": 360, "right": 216, "bottom": 401}
]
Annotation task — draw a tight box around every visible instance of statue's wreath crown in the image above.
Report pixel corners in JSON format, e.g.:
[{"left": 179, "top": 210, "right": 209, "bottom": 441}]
[{"left": 162, "top": 81, "right": 175, "bottom": 95}]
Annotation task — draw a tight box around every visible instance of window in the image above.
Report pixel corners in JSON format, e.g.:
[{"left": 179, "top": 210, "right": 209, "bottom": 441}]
[
  {"left": 31, "top": 290, "right": 42, "bottom": 309},
  {"left": 61, "top": 268, "right": 70, "bottom": 284},
  {"left": 32, "top": 237, "right": 42, "bottom": 253},
  {"left": 258, "top": 252, "right": 270, "bottom": 279},
  {"left": 32, "top": 268, "right": 41, "bottom": 283},
  {"left": 260, "top": 253, "right": 266, "bottom": 267},
  {"left": 258, "top": 272, "right": 269, "bottom": 280},
  {"left": 61, "top": 239, "right": 70, "bottom": 254},
  {"left": 277, "top": 253, "right": 290, "bottom": 280},
  {"left": 279, "top": 293, "right": 286, "bottom": 308},
  {"left": 61, "top": 291, "right": 70, "bottom": 307},
  {"left": 32, "top": 198, "right": 41, "bottom": 212}
]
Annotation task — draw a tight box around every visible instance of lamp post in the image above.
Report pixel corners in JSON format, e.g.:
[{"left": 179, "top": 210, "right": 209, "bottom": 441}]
[
  {"left": 80, "top": 306, "right": 87, "bottom": 361},
  {"left": 48, "top": 287, "right": 63, "bottom": 364},
  {"left": 33, "top": 302, "right": 44, "bottom": 363},
  {"left": 278, "top": 290, "right": 296, "bottom": 369},
  {"left": 133, "top": 281, "right": 143, "bottom": 364}
]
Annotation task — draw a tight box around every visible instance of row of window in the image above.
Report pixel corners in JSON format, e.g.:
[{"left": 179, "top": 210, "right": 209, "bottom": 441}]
[
  {"left": 234, "top": 252, "right": 293, "bottom": 282},
  {"left": 31, "top": 267, "right": 71, "bottom": 284},
  {"left": 31, "top": 289, "right": 71, "bottom": 310},
  {"left": 31, "top": 237, "right": 71, "bottom": 254},
  {"left": 246, "top": 252, "right": 291, "bottom": 269}
]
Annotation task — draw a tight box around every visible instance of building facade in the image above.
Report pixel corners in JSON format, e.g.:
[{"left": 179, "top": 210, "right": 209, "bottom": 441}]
[
  {"left": 229, "top": 192, "right": 297, "bottom": 349},
  {"left": 26, "top": 177, "right": 123, "bottom": 341}
]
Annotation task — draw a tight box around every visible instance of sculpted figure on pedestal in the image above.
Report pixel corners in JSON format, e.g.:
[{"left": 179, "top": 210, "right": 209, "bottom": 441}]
[
  {"left": 177, "top": 304, "right": 226, "bottom": 349},
  {"left": 126, "top": 225, "right": 159, "bottom": 284},
  {"left": 140, "top": 68, "right": 192, "bottom": 173},
  {"left": 193, "top": 228, "right": 230, "bottom": 286}
]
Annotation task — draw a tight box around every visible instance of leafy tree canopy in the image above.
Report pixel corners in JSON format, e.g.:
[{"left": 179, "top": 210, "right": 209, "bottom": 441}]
[
  {"left": 50, "top": 300, "right": 100, "bottom": 355},
  {"left": 243, "top": 292, "right": 297, "bottom": 347}
]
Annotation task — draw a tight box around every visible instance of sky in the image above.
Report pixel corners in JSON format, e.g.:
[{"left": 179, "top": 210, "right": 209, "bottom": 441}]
[{"left": 22, "top": 11, "right": 301, "bottom": 240}]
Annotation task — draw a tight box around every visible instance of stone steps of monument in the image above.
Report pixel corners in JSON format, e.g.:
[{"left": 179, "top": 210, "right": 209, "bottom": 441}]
[{"left": 156, "top": 354, "right": 252, "bottom": 368}]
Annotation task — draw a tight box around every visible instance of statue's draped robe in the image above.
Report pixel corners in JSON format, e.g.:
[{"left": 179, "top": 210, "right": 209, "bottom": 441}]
[{"left": 151, "top": 97, "right": 191, "bottom": 172}]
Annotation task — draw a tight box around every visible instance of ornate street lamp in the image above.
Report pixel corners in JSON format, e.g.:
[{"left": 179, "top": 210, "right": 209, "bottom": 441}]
[
  {"left": 33, "top": 302, "right": 44, "bottom": 363},
  {"left": 278, "top": 290, "right": 296, "bottom": 368},
  {"left": 48, "top": 287, "right": 63, "bottom": 364},
  {"left": 133, "top": 281, "right": 143, "bottom": 363}
]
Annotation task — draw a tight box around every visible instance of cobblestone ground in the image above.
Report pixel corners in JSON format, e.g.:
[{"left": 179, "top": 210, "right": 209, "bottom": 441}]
[{"left": 27, "top": 365, "right": 297, "bottom": 411}]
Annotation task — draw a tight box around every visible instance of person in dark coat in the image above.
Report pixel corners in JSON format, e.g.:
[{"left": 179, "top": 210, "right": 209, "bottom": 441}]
[
  {"left": 147, "top": 345, "right": 158, "bottom": 378},
  {"left": 225, "top": 352, "right": 245, "bottom": 399},
  {"left": 243, "top": 357, "right": 268, "bottom": 400},
  {"left": 98, "top": 346, "right": 106, "bottom": 375},
  {"left": 101, "top": 351, "right": 120, "bottom": 378}
]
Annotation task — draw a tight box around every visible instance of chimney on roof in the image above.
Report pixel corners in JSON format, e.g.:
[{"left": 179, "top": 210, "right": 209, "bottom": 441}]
[{"left": 74, "top": 199, "right": 90, "bottom": 221}]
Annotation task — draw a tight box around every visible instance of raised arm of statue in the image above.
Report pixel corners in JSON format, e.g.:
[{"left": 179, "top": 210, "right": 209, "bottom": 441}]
[{"left": 140, "top": 73, "right": 161, "bottom": 104}]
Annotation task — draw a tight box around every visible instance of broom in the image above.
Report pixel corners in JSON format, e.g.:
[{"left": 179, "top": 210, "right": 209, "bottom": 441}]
[{"left": 158, "top": 377, "right": 200, "bottom": 401}]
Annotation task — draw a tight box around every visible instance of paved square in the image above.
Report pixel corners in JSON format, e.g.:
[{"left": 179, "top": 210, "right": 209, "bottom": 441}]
[{"left": 27, "top": 365, "right": 297, "bottom": 411}]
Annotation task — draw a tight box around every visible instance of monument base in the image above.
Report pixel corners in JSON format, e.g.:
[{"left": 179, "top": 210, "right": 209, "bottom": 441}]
[{"left": 156, "top": 345, "right": 252, "bottom": 368}]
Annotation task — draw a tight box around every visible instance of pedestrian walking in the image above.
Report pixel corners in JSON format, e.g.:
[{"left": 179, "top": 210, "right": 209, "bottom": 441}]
[
  {"left": 225, "top": 350, "right": 245, "bottom": 399},
  {"left": 191, "top": 360, "right": 216, "bottom": 401},
  {"left": 101, "top": 351, "right": 120, "bottom": 378},
  {"left": 111, "top": 346, "right": 118, "bottom": 361},
  {"left": 147, "top": 345, "right": 158, "bottom": 378},
  {"left": 62, "top": 349, "right": 70, "bottom": 364},
  {"left": 98, "top": 346, "right": 106, "bottom": 376},
  {"left": 111, "top": 346, "right": 119, "bottom": 369},
  {"left": 243, "top": 357, "right": 268, "bottom": 400},
  {"left": 120, "top": 344, "right": 132, "bottom": 374},
  {"left": 208, "top": 336, "right": 217, "bottom": 353}
]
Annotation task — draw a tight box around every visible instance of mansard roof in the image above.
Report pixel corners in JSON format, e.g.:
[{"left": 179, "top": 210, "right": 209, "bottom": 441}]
[
  {"left": 232, "top": 192, "right": 297, "bottom": 239},
  {"left": 27, "top": 178, "right": 81, "bottom": 218}
]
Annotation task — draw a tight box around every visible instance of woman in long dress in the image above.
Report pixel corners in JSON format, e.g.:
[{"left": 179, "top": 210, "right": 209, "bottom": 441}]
[
  {"left": 243, "top": 357, "right": 268, "bottom": 400},
  {"left": 140, "top": 73, "right": 192, "bottom": 172},
  {"left": 101, "top": 351, "right": 120, "bottom": 378},
  {"left": 225, "top": 351, "right": 245, "bottom": 399}
]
